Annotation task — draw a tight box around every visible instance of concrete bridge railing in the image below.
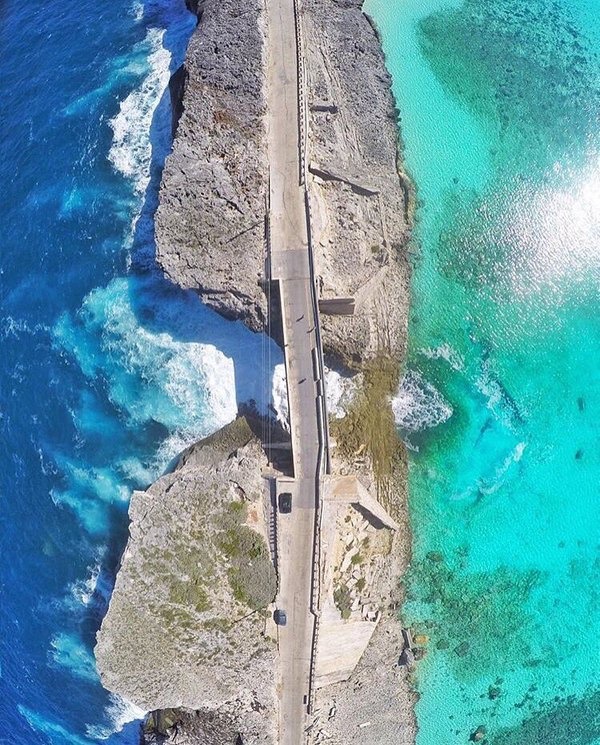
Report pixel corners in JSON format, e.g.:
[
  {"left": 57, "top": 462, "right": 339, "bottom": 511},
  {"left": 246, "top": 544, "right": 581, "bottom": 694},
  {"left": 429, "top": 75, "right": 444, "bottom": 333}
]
[{"left": 292, "top": 0, "right": 332, "bottom": 717}]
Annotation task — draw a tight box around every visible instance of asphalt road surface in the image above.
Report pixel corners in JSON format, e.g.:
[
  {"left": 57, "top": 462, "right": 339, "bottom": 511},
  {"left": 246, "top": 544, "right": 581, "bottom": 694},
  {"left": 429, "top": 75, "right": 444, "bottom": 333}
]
[{"left": 265, "top": 0, "right": 324, "bottom": 739}]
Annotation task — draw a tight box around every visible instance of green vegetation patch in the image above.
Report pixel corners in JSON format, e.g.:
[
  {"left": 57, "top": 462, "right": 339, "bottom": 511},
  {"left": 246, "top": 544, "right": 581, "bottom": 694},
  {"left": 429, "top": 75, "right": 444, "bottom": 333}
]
[
  {"left": 217, "top": 501, "right": 276, "bottom": 610},
  {"left": 331, "top": 354, "right": 402, "bottom": 498},
  {"left": 168, "top": 578, "right": 211, "bottom": 614},
  {"left": 198, "top": 415, "right": 254, "bottom": 456},
  {"left": 334, "top": 583, "right": 352, "bottom": 620}
]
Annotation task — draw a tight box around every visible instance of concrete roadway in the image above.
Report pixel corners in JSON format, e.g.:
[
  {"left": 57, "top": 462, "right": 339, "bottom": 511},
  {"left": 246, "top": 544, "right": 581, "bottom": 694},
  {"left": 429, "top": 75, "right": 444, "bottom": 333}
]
[{"left": 265, "top": 0, "right": 323, "bottom": 739}]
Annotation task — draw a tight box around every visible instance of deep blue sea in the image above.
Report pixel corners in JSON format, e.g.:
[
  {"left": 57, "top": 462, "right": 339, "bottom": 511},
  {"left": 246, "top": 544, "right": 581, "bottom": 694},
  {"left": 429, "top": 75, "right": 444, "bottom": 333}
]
[{"left": 0, "top": 1, "right": 283, "bottom": 742}]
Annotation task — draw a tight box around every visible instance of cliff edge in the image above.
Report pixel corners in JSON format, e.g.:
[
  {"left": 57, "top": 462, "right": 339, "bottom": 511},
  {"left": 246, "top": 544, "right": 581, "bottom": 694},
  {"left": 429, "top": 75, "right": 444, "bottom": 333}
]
[
  {"left": 155, "top": 0, "right": 269, "bottom": 332},
  {"left": 304, "top": 0, "right": 411, "bottom": 369},
  {"left": 95, "top": 418, "right": 278, "bottom": 743}
]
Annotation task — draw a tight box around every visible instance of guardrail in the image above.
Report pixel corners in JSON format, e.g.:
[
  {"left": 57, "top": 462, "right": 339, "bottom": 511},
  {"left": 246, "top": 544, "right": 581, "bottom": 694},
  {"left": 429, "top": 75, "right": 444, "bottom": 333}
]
[
  {"left": 292, "top": 0, "right": 332, "bottom": 717},
  {"left": 304, "top": 188, "right": 331, "bottom": 475},
  {"left": 293, "top": 0, "right": 308, "bottom": 184},
  {"left": 306, "top": 494, "right": 324, "bottom": 714}
]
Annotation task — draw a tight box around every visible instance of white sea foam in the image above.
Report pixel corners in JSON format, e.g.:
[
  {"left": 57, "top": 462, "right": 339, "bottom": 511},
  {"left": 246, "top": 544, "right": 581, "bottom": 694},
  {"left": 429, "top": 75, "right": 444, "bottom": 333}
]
[
  {"left": 0, "top": 316, "right": 50, "bottom": 339},
  {"left": 325, "top": 368, "right": 360, "bottom": 419},
  {"left": 271, "top": 363, "right": 289, "bottom": 429},
  {"left": 53, "top": 275, "right": 286, "bottom": 520},
  {"left": 269, "top": 366, "right": 359, "bottom": 429},
  {"left": 70, "top": 563, "right": 101, "bottom": 607},
  {"left": 166, "top": 344, "right": 237, "bottom": 430},
  {"left": 108, "top": 28, "right": 171, "bottom": 195},
  {"left": 116, "top": 455, "right": 156, "bottom": 485},
  {"left": 106, "top": 0, "right": 195, "bottom": 197},
  {"left": 131, "top": 0, "right": 145, "bottom": 21},
  {"left": 392, "top": 370, "right": 453, "bottom": 432},
  {"left": 67, "top": 561, "right": 114, "bottom": 614},
  {"left": 421, "top": 343, "right": 465, "bottom": 372},
  {"left": 49, "top": 633, "right": 99, "bottom": 683},
  {"left": 86, "top": 694, "right": 146, "bottom": 740},
  {"left": 50, "top": 459, "right": 130, "bottom": 534}
]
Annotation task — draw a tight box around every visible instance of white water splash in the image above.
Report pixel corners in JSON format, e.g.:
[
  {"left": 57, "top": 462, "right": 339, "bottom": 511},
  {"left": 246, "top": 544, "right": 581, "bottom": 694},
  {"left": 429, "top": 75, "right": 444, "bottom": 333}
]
[
  {"left": 325, "top": 368, "right": 360, "bottom": 418},
  {"left": 86, "top": 694, "right": 146, "bottom": 740},
  {"left": 269, "top": 365, "right": 359, "bottom": 430},
  {"left": 108, "top": 28, "right": 171, "bottom": 195},
  {"left": 271, "top": 363, "right": 290, "bottom": 430},
  {"left": 393, "top": 370, "right": 453, "bottom": 432}
]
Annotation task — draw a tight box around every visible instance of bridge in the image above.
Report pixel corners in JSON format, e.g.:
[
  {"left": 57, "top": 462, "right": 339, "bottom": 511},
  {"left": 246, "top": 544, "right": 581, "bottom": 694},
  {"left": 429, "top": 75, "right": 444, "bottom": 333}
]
[{"left": 264, "top": 0, "right": 328, "bottom": 739}]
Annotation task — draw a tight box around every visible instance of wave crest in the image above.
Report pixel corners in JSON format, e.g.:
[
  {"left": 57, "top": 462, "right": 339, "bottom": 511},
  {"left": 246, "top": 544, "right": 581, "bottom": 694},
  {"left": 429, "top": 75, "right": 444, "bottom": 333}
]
[{"left": 393, "top": 370, "right": 453, "bottom": 432}]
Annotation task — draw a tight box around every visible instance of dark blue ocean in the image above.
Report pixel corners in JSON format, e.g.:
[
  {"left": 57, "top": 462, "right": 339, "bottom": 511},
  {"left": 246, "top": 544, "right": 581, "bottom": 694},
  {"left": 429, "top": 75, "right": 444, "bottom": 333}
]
[{"left": 0, "top": 1, "right": 283, "bottom": 742}]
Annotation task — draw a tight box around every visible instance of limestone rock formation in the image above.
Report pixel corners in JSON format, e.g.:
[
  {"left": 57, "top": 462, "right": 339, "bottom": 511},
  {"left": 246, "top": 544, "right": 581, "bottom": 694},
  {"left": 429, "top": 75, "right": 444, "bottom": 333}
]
[
  {"left": 95, "top": 418, "right": 277, "bottom": 743},
  {"left": 155, "top": 0, "right": 410, "bottom": 368},
  {"left": 303, "top": 0, "right": 412, "bottom": 370},
  {"left": 155, "top": 0, "right": 269, "bottom": 332}
]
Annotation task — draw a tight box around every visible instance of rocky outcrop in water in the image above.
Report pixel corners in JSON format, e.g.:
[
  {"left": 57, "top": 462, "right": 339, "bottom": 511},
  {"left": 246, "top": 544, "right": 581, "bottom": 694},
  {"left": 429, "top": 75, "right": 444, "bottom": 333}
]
[{"left": 95, "top": 418, "right": 278, "bottom": 743}]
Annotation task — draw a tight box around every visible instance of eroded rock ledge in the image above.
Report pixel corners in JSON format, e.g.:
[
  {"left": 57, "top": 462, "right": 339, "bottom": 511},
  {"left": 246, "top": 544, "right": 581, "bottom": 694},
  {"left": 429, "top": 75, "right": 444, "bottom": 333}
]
[
  {"left": 303, "top": 0, "right": 411, "bottom": 370},
  {"left": 155, "top": 0, "right": 269, "bottom": 332}
]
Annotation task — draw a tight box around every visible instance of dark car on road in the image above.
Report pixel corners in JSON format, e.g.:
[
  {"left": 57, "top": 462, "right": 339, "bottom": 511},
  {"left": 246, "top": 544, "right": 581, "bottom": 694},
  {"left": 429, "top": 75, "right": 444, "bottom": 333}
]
[
  {"left": 278, "top": 491, "right": 292, "bottom": 514},
  {"left": 274, "top": 609, "right": 287, "bottom": 626}
]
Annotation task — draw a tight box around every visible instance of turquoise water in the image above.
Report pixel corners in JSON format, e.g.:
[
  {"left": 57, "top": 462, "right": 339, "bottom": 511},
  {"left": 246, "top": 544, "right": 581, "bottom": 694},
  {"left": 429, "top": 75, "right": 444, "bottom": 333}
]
[{"left": 366, "top": 0, "right": 600, "bottom": 742}]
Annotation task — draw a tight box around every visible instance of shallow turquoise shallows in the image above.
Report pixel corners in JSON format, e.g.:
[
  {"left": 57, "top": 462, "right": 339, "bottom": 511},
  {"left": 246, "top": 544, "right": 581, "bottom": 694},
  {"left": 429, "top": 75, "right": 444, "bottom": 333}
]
[{"left": 365, "top": 0, "right": 600, "bottom": 742}]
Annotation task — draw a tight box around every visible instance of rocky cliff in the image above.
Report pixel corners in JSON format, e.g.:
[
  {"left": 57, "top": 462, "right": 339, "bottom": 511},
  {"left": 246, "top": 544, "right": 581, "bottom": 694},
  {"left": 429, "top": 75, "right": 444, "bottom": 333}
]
[
  {"left": 303, "top": 0, "right": 412, "bottom": 369},
  {"left": 155, "top": 0, "right": 269, "bottom": 332},
  {"left": 95, "top": 418, "right": 278, "bottom": 744},
  {"left": 98, "top": 0, "right": 414, "bottom": 740},
  {"left": 155, "top": 0, "right": 410, "bottom": 369}
]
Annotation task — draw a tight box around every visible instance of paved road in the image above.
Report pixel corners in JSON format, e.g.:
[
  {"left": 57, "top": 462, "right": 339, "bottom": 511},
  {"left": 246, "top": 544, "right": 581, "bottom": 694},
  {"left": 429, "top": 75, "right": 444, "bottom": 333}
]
[{"left": 265, "top": 0, "right": 323, "bottom": 740}]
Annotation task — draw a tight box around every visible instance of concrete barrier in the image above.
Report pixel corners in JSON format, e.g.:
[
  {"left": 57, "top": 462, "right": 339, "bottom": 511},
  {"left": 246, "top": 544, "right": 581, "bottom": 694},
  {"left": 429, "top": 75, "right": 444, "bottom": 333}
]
[{"left": 290, "top": 0, "right": 332, "bottom": 714}]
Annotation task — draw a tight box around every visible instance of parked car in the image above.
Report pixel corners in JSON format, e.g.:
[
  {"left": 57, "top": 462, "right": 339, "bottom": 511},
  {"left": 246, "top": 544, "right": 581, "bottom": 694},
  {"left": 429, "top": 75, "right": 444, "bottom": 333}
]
[
  {"left": 278, "top": 491, "right": 292, "bottom": 514},
  {"left": 274, "top": 609, "right": 287, "bottom": 626}
]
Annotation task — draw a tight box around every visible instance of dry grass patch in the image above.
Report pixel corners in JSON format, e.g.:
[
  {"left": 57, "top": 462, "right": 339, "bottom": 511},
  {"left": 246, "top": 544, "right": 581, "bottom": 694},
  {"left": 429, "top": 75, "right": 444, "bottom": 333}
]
[{"left": 331, "top": 354, "right": 401, "bottom": 500}]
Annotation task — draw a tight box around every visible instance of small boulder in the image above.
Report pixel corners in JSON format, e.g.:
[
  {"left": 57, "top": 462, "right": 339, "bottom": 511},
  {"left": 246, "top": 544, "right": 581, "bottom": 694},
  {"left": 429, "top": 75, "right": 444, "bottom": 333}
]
[{"left": 470, "top": 725, "right": 486, "bottom": 742}]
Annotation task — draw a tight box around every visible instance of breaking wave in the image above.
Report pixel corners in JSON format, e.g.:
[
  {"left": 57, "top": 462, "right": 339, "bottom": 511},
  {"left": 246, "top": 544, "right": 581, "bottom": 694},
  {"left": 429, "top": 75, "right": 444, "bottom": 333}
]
[{"left": 392, "top": 370, "right": 453, "bottom": 432}]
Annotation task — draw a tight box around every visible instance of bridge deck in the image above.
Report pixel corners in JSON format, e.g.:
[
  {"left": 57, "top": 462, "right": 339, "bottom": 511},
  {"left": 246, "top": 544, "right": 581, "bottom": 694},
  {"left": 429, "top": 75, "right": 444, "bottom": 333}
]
[{"left": 265, "top": 0, "right": 326, "bottom": 738}]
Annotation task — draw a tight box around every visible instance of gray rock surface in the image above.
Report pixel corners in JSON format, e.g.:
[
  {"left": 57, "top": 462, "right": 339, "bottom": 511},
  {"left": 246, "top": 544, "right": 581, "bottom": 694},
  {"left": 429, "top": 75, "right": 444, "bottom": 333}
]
[
  {"left": 155, "top": 0, "right": 411, "bottom": 367},
  {"left": 95, "top": 418, "right": 277, "bottom": 743},
  {"left": 311, "top": 453, "right": 417, "bottom": 743},
  {"left": 303, "top": 0, "right": 412, "bottom": 369},
  {"left": 143, "top": 706, "right": 270, "bottom": 745},
  {"left": 155, "top": 0, "right": 269, "bottom": 332}
]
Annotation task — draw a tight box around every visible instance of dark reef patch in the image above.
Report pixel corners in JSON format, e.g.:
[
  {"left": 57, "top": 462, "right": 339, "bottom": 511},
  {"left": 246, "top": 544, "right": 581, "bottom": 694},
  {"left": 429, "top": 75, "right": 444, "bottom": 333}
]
[{"left": 494, "top": 689, "right": 600, "bottom": 745}]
